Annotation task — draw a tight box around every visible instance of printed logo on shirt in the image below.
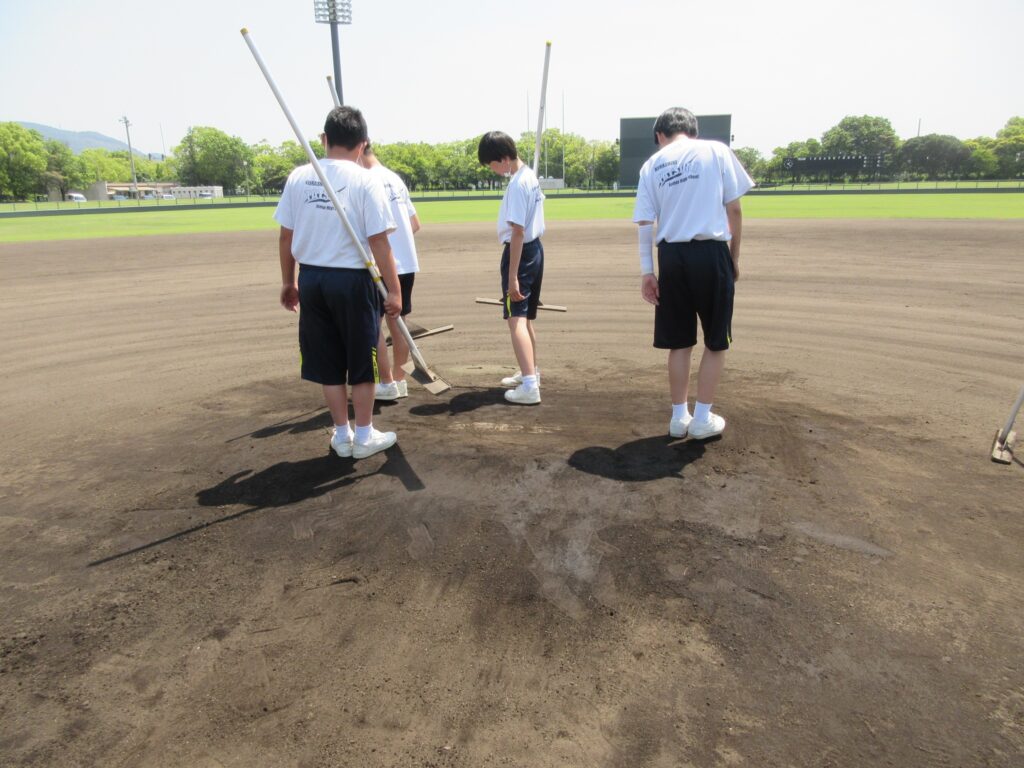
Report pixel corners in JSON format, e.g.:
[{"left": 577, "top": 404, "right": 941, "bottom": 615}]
[
  {"left": 303, "top": 184, "right": 348, "bottom": 211},
  {"left": 380, "top": 180, "right": 402, "bottom": 204},
  {"left": 655, "top": 158, "right": 700, "bottom": 189}
]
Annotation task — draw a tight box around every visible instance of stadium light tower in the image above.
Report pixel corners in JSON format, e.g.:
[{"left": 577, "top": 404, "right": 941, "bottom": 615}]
[{"left": 313, "top": 0, "right": 352, "bottom": 105}]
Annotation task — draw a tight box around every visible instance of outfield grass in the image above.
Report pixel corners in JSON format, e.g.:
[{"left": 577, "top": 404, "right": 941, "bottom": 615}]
[{"left": 0, "top": 193, "right": 1021, "bottom": 243}]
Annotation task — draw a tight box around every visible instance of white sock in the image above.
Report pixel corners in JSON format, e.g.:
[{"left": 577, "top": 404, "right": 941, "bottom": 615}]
[
  {"left": 672, "top": 403, "right": 691, "bottom": 421},
  {"left": 694, "top": 401, "right": 712, "bottom": 423},
  {"left": 522, "top": 374, "right": 539, "bottom": 391},
  {"left": 334, "top": 423, "right": 353, "bottom": 442},
  {"left": 354, "top": 424, "right": 374, "bottom": 444}
]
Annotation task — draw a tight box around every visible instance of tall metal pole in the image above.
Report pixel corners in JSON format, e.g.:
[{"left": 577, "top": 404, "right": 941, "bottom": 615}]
[
  {"left": 330, "top": 23, "right": 343, "bottom": 105},
  {"left": 120, "top": 116, "right": 138, "bottom": 199},
  {"left": 314, "top": 2, "right": 352, "bottom": 107}
]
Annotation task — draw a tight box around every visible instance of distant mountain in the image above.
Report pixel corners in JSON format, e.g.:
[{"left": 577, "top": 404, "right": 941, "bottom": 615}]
[{"left": 17, "top": 122, "right": 149, "bottom": 156}]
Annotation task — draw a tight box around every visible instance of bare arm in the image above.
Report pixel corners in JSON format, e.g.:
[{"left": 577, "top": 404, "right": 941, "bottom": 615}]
[
  {"left": 726, "top": 199, "right": 742, "bottom": 281},
  {"left": 507, "top": 223, "right": 526, "bottom": 301},
  {"left": 278, "top": 226, "right": 298, "bottom": 312},
  {"left": 409, "top": 213, "right": 421, "bottom": 234},
  {"left": 368, "top": 232, "right": 402, "bottom": 317}
]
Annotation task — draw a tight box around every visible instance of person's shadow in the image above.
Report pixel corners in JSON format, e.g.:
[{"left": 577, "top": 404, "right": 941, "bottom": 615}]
[
  {"left": 230, "top": 403, "right": 398, "bottom": 443},
  {"left": 568, "top": 435, "right": 711, "bottom": 482},
  {"left": 408, "top": 387, "right": 507, "bottom": 417},
  {"left": 89, "top": 445, "right": 423, "bottom": 567}
]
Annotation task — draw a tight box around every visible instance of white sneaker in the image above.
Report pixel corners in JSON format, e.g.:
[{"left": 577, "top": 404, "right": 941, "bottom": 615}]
[
  {"left": 500, "top": 369, "right": 540, "bottom": 388},
  {"left": 669, "top": 415, "right": 693, "bottom": 439},
  {"left": 352, "top": 428, "right": 397, "bottom": 459},
  {"left": 687, "top": 413, "right": 726, "bottom": 440},
  {"left": 504, "top": 385, "right": 541, "bottom": 405},
  {"left": 331, "top": 431, "right": 353, "bottom": 458},
  {"left": 375, "top": 381, "right": 400, "bottom": 401},
  {"left": 395, "top": 380, "right": 408, "bottom": 398}
]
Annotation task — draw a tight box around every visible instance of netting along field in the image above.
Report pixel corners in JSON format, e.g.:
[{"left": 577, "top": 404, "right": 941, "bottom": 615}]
[{"left": 1, "top": 219, "right": 1022, "bottom": 767}]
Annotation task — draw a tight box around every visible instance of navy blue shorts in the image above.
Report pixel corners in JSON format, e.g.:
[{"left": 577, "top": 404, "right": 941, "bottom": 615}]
[
  {"left": 298, "top": 265, "right": 382, "bottom": 385},
  {"left": 654, "top": 240, "right": 735, "bottom": 351},
  {"left": 499, "top": 239, "right": 544, "bottom": 319},
  {"left": 381, "top": 272, "right": 415, "bottom": 318}
]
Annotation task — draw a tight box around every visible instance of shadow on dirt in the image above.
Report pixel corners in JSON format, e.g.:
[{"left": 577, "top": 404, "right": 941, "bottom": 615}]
[
  {"left": 230, "top": 402, "right": 400, "bottom": 444},
  {"left": 88, "top": 445, "right": 423, "bottom": 567},
  {"left": 408, "top": 387, "right": 507, "bottom": 417},
  {"left": 568, "top": 435, "right": 711, "bottom": 482}
]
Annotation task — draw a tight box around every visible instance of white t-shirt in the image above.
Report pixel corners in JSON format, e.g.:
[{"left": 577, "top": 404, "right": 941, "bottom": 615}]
[
  {"left": 497, "top": 163, "right": 545, "bottom": 244},
  {"left": 274, "top": 159, "right": 394, "bottom": 269},
  {"left": 633, "top": 137, "right": 754, "bottom": 243},
  {"left": 367, "top": 163, "right": 419, "bottom": 274}
]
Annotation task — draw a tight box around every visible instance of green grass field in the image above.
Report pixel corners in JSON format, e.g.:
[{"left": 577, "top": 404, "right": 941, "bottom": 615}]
[{"left": 1, "top": 193, "right": 1021, "bottom": 243}]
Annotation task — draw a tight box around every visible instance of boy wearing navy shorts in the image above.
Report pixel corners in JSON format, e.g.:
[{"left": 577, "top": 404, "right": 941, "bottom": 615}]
[
  {"left": 274, "top": 106, "right": 401, "bottom": 459},
  {"left": 634, "top": 107, "right": 754, "bottom": 440},
  {"left": 478, "top": 131, "right": 546, "bottom": 405}
]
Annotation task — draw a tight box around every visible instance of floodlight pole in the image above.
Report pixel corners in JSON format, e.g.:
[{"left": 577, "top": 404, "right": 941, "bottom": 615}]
[
  {"left": 120, "top": 115, "right": 138, "bottom": 199},
  {"left": 314, "top": 1, "right": 353, "bottom": 106}
]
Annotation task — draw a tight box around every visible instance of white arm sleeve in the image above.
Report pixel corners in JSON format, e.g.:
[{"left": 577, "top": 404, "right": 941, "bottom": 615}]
[{"left": 638, "top": 223, "right": 654, "bottom": 275}]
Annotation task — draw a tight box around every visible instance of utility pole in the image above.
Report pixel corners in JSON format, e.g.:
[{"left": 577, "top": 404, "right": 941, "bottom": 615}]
[{"left": 120, "top": 115, "right": 138, "bottom": 199}]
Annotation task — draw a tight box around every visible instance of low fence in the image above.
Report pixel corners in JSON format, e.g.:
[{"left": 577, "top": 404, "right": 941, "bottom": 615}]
[{"left": 1, "top": 181, "right": 1022, "bottom": 218}]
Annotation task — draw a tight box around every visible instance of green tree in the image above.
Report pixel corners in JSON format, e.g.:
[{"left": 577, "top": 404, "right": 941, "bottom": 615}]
[
  {"left": 78, "top": 148, "right": 132, "bottom": 183},
  {"left": 43, "top": 139, "right": 89, "bottom": 199},
  {"left": 899, "top": 134, "right": 970, "bottom": 179},
  {"left": 821, "top": 115, "right": 900, "bottom": 160},
  {"left": 733, "top": 147, "right": 764, "bottom": 180},
  {"left": 964, "top": 138, "right": 999, "bottom": 179},
  {"left": 993, "top": 117, "right": 1024, "bottom": 178},
  {"left": 174, "top": 126, "right": 253, "bottom": 191},
  {"left": 0, "top": 122, "right": 48, "bottom": 200}
]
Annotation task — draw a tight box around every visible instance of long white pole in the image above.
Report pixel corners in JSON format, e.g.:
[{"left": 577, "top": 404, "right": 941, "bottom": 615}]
[
  {"left": 240, "top": 28, "right": 445, "bottom": 391},
  {"left": 999, "top": 386, "right": 1024, "bottom": 443},
  {"left": 533, "top": 41, "right": 551, "bottom": 173},
  {"left": 327, "top": 75, "right": 341, "bottom": 107}
]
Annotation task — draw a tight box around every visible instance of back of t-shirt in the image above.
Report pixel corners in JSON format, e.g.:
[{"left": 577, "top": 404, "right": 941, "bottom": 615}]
[
  {"left": 369, "top": 164, "right": 419, "bottom": 274},
  {"left": 274, "top": 159, "right": 395, "bottom": 269},
  {"left": 633, "top": 138, "right": 754, "bottom": 243}
]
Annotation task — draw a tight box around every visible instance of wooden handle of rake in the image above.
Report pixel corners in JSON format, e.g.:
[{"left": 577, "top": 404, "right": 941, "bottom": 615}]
[{"left": 241, "top": 28, "right": 440, "bottom": 389}]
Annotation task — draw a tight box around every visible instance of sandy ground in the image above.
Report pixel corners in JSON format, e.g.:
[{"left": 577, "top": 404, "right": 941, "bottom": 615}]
[{"left": 1, "top": 219, "right": 1022, "bottom": 767}]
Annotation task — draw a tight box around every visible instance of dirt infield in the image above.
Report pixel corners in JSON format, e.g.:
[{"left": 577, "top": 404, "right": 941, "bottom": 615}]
[{"left": 1, "top": 219, "right": 1022, "bottom": 767}]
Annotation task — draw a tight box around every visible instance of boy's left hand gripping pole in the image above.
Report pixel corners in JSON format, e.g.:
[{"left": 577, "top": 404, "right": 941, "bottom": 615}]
[{"left": 240, "top": 28, "right": 450, "bottom": 395}]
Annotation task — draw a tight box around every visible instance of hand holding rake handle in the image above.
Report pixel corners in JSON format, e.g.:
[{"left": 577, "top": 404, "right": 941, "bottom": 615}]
[{"left": 241, "top": 28, "right": 450, "bottom": 395}]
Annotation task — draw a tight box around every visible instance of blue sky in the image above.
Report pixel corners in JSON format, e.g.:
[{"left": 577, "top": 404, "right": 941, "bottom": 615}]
[{"left": 1, "top": 0, "right": 1021, "bottom": 156}]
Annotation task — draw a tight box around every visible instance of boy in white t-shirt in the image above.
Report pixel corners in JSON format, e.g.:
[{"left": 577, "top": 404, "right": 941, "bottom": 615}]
[
  {"left": 358, "top": 142, "right": 421, "bottom": 401},
  {"left": 274, "top": 106, "right": 402, "bottom": 459},
  {"left": 633, "top": 107, "right": 754, "bottom": 441},
  {"left": 477, "top": 131, "right": 546, "bottom": 406}
]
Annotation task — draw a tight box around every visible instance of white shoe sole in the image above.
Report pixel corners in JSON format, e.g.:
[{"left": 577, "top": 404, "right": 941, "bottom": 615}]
[
  {"left": 504, "top": 390, "right": 541, "bottom": 405},
  {"left": 688, "top": 422, "right": 725, "bottom": 440},
  {"left": 331, "top": 441, "right": 353, "bottom": 458}
]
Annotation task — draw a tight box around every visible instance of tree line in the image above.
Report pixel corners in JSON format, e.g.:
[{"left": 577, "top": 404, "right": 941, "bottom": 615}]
[
  {"left": 735, "top": 115, "right": 1024, "bottom": 184},
  {"left": 1, "top": 115, "right": 1021, "bottom": 201}
]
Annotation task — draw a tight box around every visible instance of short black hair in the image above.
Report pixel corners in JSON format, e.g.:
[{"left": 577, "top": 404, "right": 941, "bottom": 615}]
[
  {"left": 478, "top": 131, "right": 518, "bottom": 165},
  {"left": 324, "top": 106, "right": 368, "bottom": 150},
  {"left": 653, "top": 107, "right": 699, "bottom": 143}
]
